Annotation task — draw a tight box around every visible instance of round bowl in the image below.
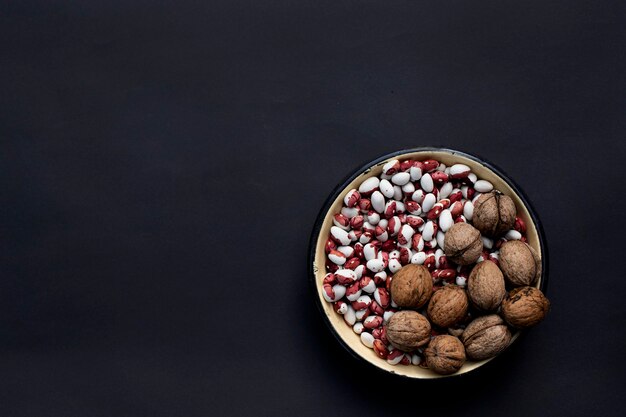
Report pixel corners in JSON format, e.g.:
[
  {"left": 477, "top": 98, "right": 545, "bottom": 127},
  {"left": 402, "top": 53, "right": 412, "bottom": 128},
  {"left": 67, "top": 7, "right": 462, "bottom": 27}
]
[{"left": 309, "top": 147, "right": 548, "bottom": 379}]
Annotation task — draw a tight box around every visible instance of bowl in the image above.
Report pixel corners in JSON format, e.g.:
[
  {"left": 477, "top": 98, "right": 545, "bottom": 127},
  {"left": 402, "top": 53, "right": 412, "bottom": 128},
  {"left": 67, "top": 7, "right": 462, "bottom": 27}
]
[{"left": 308, "top": 147, "right": 548, "bottom": 379}]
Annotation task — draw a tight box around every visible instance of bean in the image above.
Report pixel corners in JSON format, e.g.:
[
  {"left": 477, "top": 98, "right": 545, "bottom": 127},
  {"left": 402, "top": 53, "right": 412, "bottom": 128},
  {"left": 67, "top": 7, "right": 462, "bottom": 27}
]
[
  {"left": 358, "top": 177, "right": 380, "bottom": 194},
  {"left": 391, "top": 172, "right": 411, "bottom": 186},
  {"left": 474, "top": 180, "right": 493, "bottom": 192},
  {"left": 420, "top": 173, "right": 434, "bottom": 192},
  {"left": 361, "top": 332, "right": 375, "bottom": 348}
]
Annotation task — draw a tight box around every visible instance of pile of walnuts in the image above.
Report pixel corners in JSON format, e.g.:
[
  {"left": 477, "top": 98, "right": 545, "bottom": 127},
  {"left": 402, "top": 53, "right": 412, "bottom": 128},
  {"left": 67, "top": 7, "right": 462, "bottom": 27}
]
[{"left": 386, "top": 194, "right": 550, "bottom": 375}]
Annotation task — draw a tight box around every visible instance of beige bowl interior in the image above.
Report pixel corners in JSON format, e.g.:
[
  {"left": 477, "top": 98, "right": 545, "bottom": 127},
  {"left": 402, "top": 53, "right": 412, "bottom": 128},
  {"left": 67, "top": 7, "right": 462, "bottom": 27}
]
[{"left": 312, "top": 149, "right": 544, "bottom": 379}]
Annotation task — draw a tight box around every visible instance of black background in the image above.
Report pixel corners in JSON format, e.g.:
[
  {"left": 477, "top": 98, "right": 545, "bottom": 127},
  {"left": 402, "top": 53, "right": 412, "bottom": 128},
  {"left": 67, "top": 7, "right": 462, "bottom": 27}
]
[{"left": 1, "top": 1, "right": 625, "bottom": 416}]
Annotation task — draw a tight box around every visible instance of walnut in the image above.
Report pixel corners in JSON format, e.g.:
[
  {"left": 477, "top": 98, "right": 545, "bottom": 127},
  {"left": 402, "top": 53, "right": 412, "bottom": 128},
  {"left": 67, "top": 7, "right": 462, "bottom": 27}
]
[
  {"left": 427, "top": 285, "right": 468, "bottom": 328},
  {"left": 389, "top": 264, "right": 433, "bottom": 309},
  {"left": 499, "top": 240, "right": 542, "bottom": 287},
  {"left": 443, "top": 223, "right": 483, "bottom": 265},
  {"left": 385, "top": 310, "right": 431, "bottom": 352},
  {"left": 501, "top": 286, "right": 550, "bottom": 328},
  {"left": 467, "top": 260, "right": 506, "bottom": 311},
  {"left": 461, "top": 315, "right": 511, "bottom": 360},
  {"left": 424, "top": 335, "right": 466, "bottom": 375},
  {"left": 472, "top": 191, "right": 516, "bottom": 237}
]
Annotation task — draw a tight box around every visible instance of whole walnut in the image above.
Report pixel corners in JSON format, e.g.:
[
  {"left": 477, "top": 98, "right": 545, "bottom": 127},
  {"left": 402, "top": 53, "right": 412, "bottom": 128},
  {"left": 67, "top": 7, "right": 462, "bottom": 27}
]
[
  {"left": 427, "top": 285, "right": 468, "bottom": 328},
  {"left": 390, "top": 264, "right": 433, "bottom": 309},
  {"left": 473, "top": 191, "right": 516, "bottom": 237},
  {"left": 385, "top": 310, "right": 431, "bottom": 351},
  {"left": 499, "top": 240, "right": 542, "bottom": 287},
  {"left": 443, "top": 223, "right": 483, "bottom": 265},
  {"left": 501, "top": 286, "right": 550, "bottom": 328},
  {"left": 424, "top": 335, "right": 466, "bottom": 375},
  {"left": 467, "top": 260, "right": 506, "bottom": 311},
  {"left": 461, "top": 315, "right": 511, "bottom": 360}
]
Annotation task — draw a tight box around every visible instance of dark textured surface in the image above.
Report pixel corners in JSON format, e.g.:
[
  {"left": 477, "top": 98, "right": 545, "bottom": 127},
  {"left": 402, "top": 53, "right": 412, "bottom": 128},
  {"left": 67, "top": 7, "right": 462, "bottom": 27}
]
[{"left": 1, "top": 1, "right": 625, "bottom": 416}]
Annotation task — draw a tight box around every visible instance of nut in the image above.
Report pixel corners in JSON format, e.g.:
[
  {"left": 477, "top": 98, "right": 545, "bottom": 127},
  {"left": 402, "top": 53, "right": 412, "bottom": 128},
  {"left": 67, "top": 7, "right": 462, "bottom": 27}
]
[
  {"left": 501, "top": 286, "right": 550, "bottom": 328},
  {"left": 427, "top": 285, "right": 469, "bottom": 328},
  {"left": 472, "top": 191, "right": 516, "bottom": 237},
  {"left": 467, "top": 260, "right": 506, "bottom": 311},
  {"left": 424, "top": 335, "right": 466, "bottom": 375},
  {"left": 389, "top": 264, "right": 433, "bottom": 309},
  {"left": 443, "top": 223, "right": 483, "bottom": 265},
  {"left": 499, "top": 240, "right": 542, "bottom": 287},
  {"left": 385, "top": 310, "right": 431, "bottom": 352},
  {"left": 461, "top": 315, "right": 512, "bottom": 360}
]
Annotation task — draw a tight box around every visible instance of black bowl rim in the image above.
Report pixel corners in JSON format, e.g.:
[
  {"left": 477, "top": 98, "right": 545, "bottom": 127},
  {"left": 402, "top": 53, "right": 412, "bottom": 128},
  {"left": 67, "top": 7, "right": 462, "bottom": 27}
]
[{"left": 307, "top": 147, "right": 549, "bottom": 380}]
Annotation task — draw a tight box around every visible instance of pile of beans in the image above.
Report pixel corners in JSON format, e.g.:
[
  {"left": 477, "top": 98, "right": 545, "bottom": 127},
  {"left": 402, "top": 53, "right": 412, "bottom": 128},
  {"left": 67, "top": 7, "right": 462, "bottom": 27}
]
[{"left": 321, "top": 158, "right": 527, "bottom": 367}]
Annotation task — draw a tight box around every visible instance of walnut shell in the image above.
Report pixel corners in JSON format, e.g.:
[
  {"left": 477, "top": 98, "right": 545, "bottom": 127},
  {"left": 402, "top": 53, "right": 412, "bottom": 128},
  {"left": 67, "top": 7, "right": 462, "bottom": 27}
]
[
  {"left": 467, "top": 260, "right": 506, "bottom": 311},
  {"left": 499, "top": 240, "right": 542, "bottom": 287},
  {"left": 501, "top": 286, "right": 550, "bottom": 328},
  {"left": 461, "top": 315, "right": 511, "bottom": 360},
  {"left": 473, "top": 191, "right": 516, "bottom": 237},
  {"left": 427, "top": 285, "right": 468, "bottom": 328},
  {"left": 390, "top": 264, "right": 433, "bottom": 309},
  {"left": 443, "top": 223, "right": 483, "bottom": 265},
  {"left": 385, "top": 310, "right": 431, "bottom": 352},
  {"left": 424, "top": 335, "right": 466, "bottom": 375}
]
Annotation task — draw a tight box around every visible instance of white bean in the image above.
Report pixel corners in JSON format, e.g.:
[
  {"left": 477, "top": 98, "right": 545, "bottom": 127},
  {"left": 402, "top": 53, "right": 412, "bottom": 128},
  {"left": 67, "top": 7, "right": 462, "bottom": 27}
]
[
  {"left": 474, "top": 180, "right": 493, "bottom": 192},
  {"left": 366, "top": 259, "right": 385, "bottom": 273},
  {"left": 411, "top": 251, "right": 426, "bottom": 265},
  {"left": 439, "top": 209, "right": 453, "bottom": 232},
  {"left": 323, "top": 284, "right": 346, "bottom": 302},
  {"left": 336, "top": 246, "right": 354, "bottom": 257},
  {"left": 388, "top": 258, "right": 402, "bottom": 273},
  {"left": 422, "top": 221, "right": 435, "bottom": 241},
  {"left": 463, "top": 201, "right": 474, "bottom": 221},
  {"left": 439, "top": 182, "right": 453, "bottom": 199},
  {"left": 358, "top": 177, "right": 380, "bottom": 194},
  {"left": 481, "top": 236, "right": 494, "bottom": 250},
  {"left": 383, "top": 310, "right": 395, "bottom": 323},
  {"left": 421, "top": 193, "right": 437, "bottom": 213},
  {"left": 393, "top": 185, "right": 403, "bottom": 201},
  {"left": 361, "top": 332, "right": 375, "bottom": 348},
  {"left": 328, "top": 251, "right": 346, "bottom": 265},
  {"left": 420, "top": 173, "right": 434, "bottom": 192},
  {"left": 371, "top": 191, "right": 385, "bottom": 213},
  {"left": 391, "top": 172, "right": 410, "bottom": 186},
  {"left": 330, "top": 226, "right": 351, "bottom": 245},
  {"left": 363, "top": 243, "right": 378, "bottom": 261},
  {"left": 353, "top": 322, "right": 364, "bottom": 335},
  {"left": 366, "top": 211, "right": 380, "bottom": 225},
  {"left": 410, "top": 166, "right": 422, "bottom": 181},
  {"left": 379, "top": 179, "right": 395, "bottom": 198},
  {"left": 436, "top": 230, "right": 446, "bottom": 250},
  {"left": 505, "top": 229, "right": 522, "bottom": 240},
  {"left": 343, "top": 306, "right": 356, "bottom": 326},
  {"left": 401, "top": 182, "right": 415, "bottom": 195},
  {"left": 449, "top": 164, "right": 470, "bottom": 178},
  {"left": 382, "top": 160, "right": 400, "bottom": 175},
  {"left": 411, "top": 189, "right": 426, "bottom": 204},
  {"left": 341, "top": 207, "right": 359, "bottom": 218}
]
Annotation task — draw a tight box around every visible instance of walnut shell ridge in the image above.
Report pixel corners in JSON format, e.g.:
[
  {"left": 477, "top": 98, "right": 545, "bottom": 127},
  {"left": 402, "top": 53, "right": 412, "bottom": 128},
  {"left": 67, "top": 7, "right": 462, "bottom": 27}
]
[
  {"left": 385, "top": 310, "right": 431, "bottom": 352},
  {"left": 443, "top": 223, "right": 483, "bottom": 265},
  {"left": 501, "top": 286, "right": 550, "bottom": 328},
  {"left": 499, "top": 240, "right": 542, "bottom": 287},
  {"left": 467, "top": 260, "right": 506, "bottom": 311},
  {"left": 425, "top": 335, "right": 466, "bottom": 375},
  {"left": 461, "top": 315, "right": 511, "bottom": 361},
  {"left": 427, "top": 285, "right": 468, "bottom": 328},
  {"left": 390, "top": 264, "right": 433, "bottom": 309},
  {"left": 473, "top": 191, "right": 516, "bottom": 237}
]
